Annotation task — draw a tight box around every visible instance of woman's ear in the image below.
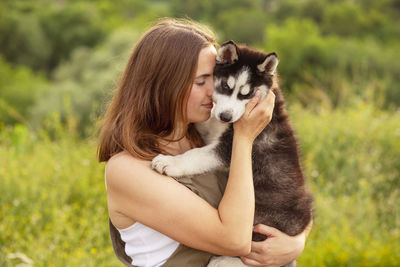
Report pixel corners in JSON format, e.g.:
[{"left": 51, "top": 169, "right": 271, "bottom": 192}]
[{"left": 216, "top": 40, "right": 239, "bottom": 65}]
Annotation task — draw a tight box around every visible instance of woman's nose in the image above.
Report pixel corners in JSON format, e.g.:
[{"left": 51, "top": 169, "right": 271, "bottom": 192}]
[{"left": 207, "top": 79, "right": 215, "bottom": 96}]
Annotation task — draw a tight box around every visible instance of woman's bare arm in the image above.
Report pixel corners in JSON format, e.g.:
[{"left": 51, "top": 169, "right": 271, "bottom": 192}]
[
  {"left": 240, "top": 219, "right": 313, "bottom": 266},
  {"left": 106, "top": 90, "right": 275, "bottom": 256}
]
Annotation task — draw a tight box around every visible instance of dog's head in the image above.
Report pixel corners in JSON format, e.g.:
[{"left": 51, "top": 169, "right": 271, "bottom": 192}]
[{"left": 213, "top": 40, "right": 279, "bottom": 123}]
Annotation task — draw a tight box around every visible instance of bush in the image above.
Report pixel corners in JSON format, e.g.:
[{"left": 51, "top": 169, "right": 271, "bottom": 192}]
[
  {"left": 30, "top": 28, "right": 140, "bottom": 136},
  {"left": 263, "top": 18, "right": 400, "bottom": 108},
  {"left": 0, "top": 57, "right": 49, "bottom": 125},
  {"left": 0, "top": 1, "right": 106, "bottom": 72},
  {"left": 0, "top": 8, "right": 51, "bottom": 70},
  {"left": 214, "top": 8, "right": 267, "bottom": 45}
]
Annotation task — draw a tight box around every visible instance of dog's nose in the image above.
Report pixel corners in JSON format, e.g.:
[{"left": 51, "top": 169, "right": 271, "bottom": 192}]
[{"left": 219, "top": 112, "right": 232, "bottom": 122}]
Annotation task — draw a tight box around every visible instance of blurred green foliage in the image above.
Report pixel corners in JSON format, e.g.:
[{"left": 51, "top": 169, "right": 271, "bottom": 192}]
[
  {"left": 30, "top": 29, "right": 141, "bottom": 136},
  {"left": 0, "top": 0, "right": 399, "bottom": 133},
  {"left": 0, "top": 1, "right": 106, "bottom": 72},
  {"left": 0, "top": 57, "right": 48, "bottom": 125},
  {"left": 1, "top": 103, "right": 399, "bottom": 266},
  {"left": 0, "top": 123, "right": 116, "bottom": 266},
  {"left": 264, "top": 18, "right": 400, "bottom": 108}
]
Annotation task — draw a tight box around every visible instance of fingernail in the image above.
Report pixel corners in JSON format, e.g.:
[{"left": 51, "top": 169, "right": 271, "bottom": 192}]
[{"left": 255, "top": 90, "right": 261, "bottom": 97}]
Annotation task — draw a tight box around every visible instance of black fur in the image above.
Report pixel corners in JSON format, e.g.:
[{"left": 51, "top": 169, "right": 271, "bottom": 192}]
[{"left": 214, "top": 41, "right": 313, "bottom": 241}]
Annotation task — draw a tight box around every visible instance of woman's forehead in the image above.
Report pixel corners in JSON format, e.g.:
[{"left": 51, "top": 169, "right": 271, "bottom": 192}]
[{"left": 195, "top": 45, "right": 216, "bottom": 77}]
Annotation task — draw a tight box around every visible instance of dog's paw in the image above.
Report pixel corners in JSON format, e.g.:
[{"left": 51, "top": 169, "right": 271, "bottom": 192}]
[{"left": 151, "top": 154, "right": 185, "bottom": 178}]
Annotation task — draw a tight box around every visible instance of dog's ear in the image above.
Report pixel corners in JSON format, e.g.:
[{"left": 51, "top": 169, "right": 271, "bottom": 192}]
[
  {"left": 216, "top": 40, "right": 239, "bottom": 65},
  {"left": 257, "top": 52, "right": 279, "bottom": 75}
]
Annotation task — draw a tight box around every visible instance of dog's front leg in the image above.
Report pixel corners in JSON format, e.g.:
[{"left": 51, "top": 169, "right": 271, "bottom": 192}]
[{"left": 151, "top": 142, "right": 223, "bottom": 178}]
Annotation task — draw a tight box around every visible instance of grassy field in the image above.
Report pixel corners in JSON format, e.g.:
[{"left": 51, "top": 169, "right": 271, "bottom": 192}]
[{"left": 1, "top": 103, "right": 399, "bottom": 266}]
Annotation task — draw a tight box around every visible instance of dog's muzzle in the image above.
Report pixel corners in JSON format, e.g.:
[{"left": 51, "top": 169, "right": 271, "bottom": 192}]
[{"left": 219, "top": 112, "right": 232, "bottom": 123}]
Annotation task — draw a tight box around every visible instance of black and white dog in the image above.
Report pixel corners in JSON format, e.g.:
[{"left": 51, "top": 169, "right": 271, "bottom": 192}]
[{"left": 152, "top": 41, "right": 313, "bottom": 267}]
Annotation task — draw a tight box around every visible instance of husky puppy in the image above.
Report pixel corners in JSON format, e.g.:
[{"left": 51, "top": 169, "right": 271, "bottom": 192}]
[{"left": 152, "top": 41, "right": 313, "bottom": 266}]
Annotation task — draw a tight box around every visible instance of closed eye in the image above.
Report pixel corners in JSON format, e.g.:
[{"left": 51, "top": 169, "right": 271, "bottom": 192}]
[{"left": 196, "top": 81, "right": 206, "bottom": 86}]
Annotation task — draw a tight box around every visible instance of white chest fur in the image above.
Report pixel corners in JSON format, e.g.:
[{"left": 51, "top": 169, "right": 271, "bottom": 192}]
[{"left": 195, "top": 110, "right": 229, "bottom": 145}]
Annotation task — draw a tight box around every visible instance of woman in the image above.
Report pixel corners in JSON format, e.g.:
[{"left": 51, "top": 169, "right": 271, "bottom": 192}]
[{"left": 98, "top": 18, "right": 311, "bottom": 267}]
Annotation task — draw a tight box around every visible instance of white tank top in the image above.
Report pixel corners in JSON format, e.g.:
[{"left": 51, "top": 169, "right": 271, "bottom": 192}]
[
  {"left": 117, "top": 222, "right": 179, "bottom": 266},
  {"left": 105, "top": 168, "right": 179, "bottom": 266}
]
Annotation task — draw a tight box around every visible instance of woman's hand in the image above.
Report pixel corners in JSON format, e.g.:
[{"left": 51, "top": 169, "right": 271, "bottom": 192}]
[
  {"left": 240, "top": 224, "right": 306, "bottom": 267},
  {"left": 233, "top": 90, "right": 275, "bottom": 144}
]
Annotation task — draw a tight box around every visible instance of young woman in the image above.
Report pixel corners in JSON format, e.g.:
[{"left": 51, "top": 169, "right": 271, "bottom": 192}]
[{"left": 98, "top": 18, "right": 311, "bottom": 267}]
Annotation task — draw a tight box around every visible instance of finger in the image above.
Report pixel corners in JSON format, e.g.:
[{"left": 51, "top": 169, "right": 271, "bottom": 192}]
[
  {"left": 250, "top": 240, "right": 268, "bottom": 254},
  {"left": 241, "top": 250, "right": 264, "bottom": 262},
  {"left": 258, "top": 90, "right": 275, "bottom": 109},
  {"left": 266, "top": 89, "right": 275, "bottom": 101},
  {"left": 249, "top": 90, "right": 275, "bottom": 122},
  {"left": 253, "top": 224, "right": 281, "bottom": 237},
  {"left": 244, "top": 90, "right": 261, "bottom": 115},
  {"left": 240, "top": 256, "right": 263, "bottom": 266},
  {"left": 266, "top": 90, "right": 276, "bottom": 107}
]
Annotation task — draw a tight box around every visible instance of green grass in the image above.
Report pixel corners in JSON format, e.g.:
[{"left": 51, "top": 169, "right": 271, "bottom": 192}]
[
  {"left": 0, "top": 126, "right": 119, "bottom": 266},
  {"left": 292, "top": 102, "right": 400, "bottom": 266},
  {"left": 1, "top": 102, "right": 399, "bottom": 266}
]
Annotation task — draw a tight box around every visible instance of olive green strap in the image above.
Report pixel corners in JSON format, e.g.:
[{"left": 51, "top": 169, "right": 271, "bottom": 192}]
[
  {"left": 162, "top": 171, "right": 227, "bottom": 266},
  {"left": 109, "top": 219, "right": 136, "bottom": 267},
  {"left": 163, "top": 244, "right": 212, "bottom": 267},
  {"left": 109, "top": 171, "right": 228, "bottom": 266},
  {"left": 110, "top": 219, "right": 212, "bottom": 267}
]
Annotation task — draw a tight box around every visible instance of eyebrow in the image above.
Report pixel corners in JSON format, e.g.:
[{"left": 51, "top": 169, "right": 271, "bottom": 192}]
[{"left": 195, "top": 73, "right": 212, "bottom": 79}]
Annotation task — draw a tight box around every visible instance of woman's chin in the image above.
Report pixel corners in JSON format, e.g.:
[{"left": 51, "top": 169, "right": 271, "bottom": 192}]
[{"left": 188, "top": 113, "right": 211, "bottom": 123}]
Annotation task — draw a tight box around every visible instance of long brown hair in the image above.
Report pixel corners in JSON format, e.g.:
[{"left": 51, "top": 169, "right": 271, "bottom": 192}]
[{"left": 98, "top": 18, "right": 216, "bottom": 162}]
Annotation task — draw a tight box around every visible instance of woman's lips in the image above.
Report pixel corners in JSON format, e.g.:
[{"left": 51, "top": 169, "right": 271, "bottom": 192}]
[{"left": 202, "top": 102, "right": 213, "bottom": 109}]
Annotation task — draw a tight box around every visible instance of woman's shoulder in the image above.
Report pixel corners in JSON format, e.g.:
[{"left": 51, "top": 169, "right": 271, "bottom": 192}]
[
  {"left": 106, "top": 151, "right": 151, "bottom": 185},
  {"left": 108, "top": 150, "right": 149, "bottom": 167}
]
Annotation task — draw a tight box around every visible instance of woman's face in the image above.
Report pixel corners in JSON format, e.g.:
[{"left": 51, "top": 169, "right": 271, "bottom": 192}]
[{"left": 186, "top": 45, "right": 217, "bottom": 123}]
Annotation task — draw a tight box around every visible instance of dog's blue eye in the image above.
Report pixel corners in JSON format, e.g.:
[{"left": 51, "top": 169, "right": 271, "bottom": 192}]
[{"left": 222, "top": 82, "right": 230, "bottom": 90}]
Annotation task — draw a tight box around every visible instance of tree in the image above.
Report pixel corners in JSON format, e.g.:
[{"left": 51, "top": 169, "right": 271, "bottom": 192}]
[
  {"left": 30, "top": 29, "right": 140, "bottom": 136},
  {"left": 0, "top": 1, "right": 106, "bottom": 73},
  {"left": 0, "top": 57, "right": 49, "bottom": 125}
]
